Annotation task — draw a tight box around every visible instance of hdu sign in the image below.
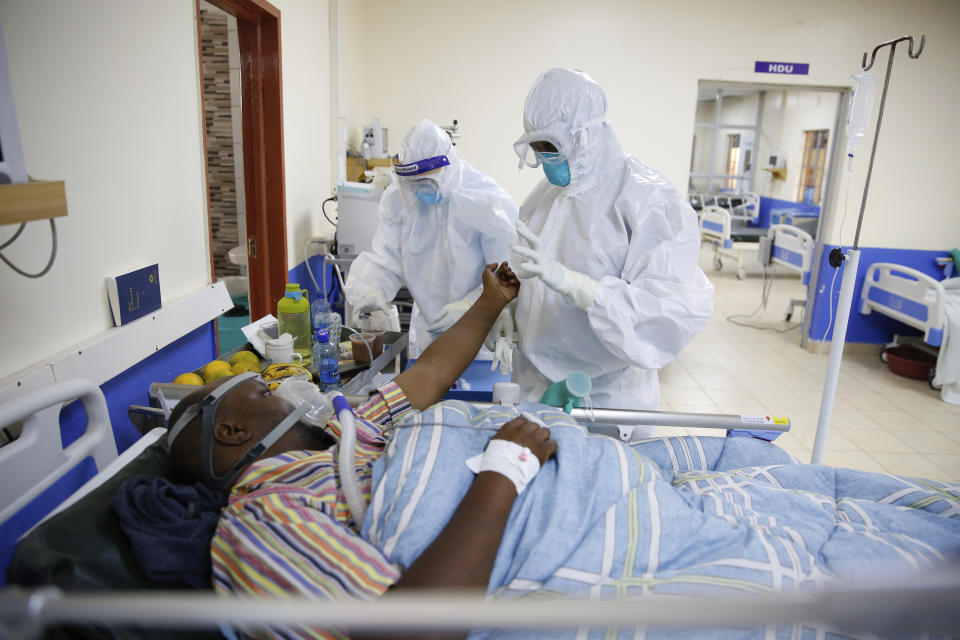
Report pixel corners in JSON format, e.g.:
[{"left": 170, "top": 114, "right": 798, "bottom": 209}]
[{"left": 755, "top": 61, "right": 810, "bottom": 75}]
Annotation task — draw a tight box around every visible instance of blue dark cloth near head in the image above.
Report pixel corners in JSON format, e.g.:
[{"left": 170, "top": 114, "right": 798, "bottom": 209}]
[{"left": 113, "top": 475, "right": 225, "bottom": 589}]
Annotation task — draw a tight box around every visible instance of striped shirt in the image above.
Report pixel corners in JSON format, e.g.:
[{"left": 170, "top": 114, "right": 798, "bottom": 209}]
[{"left": 212, "top": 381, "right": 412, "bottom": 640}]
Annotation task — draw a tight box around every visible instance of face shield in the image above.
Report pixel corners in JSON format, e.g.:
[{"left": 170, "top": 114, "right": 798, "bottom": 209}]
[
  {"left": 393, "top": 154, "right": 449, "bottom": 206},
  {"left": 165, "top": 372, "right": 312, "bottom": 492}
]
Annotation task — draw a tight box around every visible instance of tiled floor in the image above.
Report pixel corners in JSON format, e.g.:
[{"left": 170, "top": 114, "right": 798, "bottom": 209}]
[{"left": 652, "top": 248, "right": 960, "bottom": 482}]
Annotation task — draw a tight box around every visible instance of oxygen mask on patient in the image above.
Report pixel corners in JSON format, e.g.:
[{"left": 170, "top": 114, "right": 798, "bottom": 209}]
[{"left": 272, "top": 378, "right": 335, "bottom": 427}]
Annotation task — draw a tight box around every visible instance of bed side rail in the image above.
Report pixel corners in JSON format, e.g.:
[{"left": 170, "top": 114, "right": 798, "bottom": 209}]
[
  {"left": 0, "top": 379, "right": 118, "bottom": 526},
  {"left": 769, "top": 224, "right": 815, "bottom": 284},
  {"left": 699, "top": 205, "right": 732, "bottom": 248},
  {"left": 859, "top": 262, "right": 947, "bottom": 346}
]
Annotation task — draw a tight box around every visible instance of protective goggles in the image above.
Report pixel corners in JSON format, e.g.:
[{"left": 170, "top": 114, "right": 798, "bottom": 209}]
[
  {"left": 392, "top": 154, "right": 450, "bottom": 177},
  {"left": 165, "top": 371, "right": 310, "bottom": 492},
  {"left": 513, "top": 117, "right": 605, "bottom": 169}
]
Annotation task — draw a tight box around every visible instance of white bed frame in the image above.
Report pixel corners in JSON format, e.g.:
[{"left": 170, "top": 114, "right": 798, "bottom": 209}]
[
  {"left": 765, "top": 224, "right": 816, "bottom": 321},
  {"left": 699, "top": 205, "right": 756, "bottom": 279},
  {"left": 2, "top": 378, "right": 959, "bottom": 637},
  {"left": 859, "top": 262, "right": 946, "bottom": 347}
]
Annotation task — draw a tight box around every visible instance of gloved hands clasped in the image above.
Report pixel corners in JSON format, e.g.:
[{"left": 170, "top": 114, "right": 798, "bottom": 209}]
[{"left": 511, "top": 219, "right": 599, "bottom": 311}]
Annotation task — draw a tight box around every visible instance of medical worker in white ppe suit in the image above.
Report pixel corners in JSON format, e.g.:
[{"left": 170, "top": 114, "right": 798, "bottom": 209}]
[
  {"left": 345, "top": 119, "right": 518, "bottom": 357},
  {"left": 491, "top": 68, "right": 714, "bottom": 438}
]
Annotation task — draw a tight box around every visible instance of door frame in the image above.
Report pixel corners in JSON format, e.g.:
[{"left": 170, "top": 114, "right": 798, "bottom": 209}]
[{"left": 196, "top": 0, "right": 287, "bottom": 326}]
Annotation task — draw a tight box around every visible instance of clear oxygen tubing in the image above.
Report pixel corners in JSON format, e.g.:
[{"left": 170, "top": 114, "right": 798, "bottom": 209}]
[{"left": 332, "top": 394, "right": 366, "bottom": 527}]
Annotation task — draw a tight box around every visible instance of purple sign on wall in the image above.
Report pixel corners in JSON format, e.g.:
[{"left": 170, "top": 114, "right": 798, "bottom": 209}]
[{"left": 755, "top": 61, "right": 810, "bottom": 75}]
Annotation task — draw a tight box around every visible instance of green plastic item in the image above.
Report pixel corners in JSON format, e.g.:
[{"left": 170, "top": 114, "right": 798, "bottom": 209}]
[
  {"left": 277, "top": 283, "right": 311, "bottom": 366},
  {"left": 539, "top": 370, "right": 592, "bottom": 414}
]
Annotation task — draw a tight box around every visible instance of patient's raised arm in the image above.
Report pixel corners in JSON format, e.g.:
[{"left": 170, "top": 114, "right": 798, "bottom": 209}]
[{"left": 392, "top": 262, "right": 520, "bottom": 410}]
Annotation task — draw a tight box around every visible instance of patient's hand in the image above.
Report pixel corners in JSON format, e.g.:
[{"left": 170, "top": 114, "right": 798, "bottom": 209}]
[
  {"left": 481, "top": 262, "right": 521, "bottom": 307},
  {"left": 492, "top": 416, "right": 557, "bottom": 465}
]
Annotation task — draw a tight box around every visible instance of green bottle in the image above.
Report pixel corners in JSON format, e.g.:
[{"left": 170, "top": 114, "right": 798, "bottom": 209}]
[
  {"left": 277, "top": 283, "right": 311, "bottom": 368},
  {"left": 539, "top": 371, "right": 592, "bottom": 414}
]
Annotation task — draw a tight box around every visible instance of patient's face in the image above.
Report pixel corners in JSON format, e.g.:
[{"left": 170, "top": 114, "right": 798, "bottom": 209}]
[{"left": 217, "top": 378, "right": 335, "bottom": 451}]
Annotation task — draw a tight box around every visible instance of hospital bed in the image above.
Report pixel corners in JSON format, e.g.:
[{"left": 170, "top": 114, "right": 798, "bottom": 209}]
[
  {"left": 3, "top": 373, "right": 960, "bottom": 638},
  {"left": 699, "top": 205, "right": 756, "bottom": 279},
  {"left": 714, "top": 191, "right": 760, "bottom": 225},
  {"left": 859, "top": 261, "right": 947, "bottom": 348},
  {"left": 760, "top": 223, "right": 816, "bottom": 321}
]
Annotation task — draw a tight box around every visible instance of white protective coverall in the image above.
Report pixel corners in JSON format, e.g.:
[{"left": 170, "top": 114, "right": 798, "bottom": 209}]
[
  {"left": 345, "top": 119, "right": 518, "bottom": 357},
  {"left": 509, "top": 69, "right": 714, "bottom": 428}
]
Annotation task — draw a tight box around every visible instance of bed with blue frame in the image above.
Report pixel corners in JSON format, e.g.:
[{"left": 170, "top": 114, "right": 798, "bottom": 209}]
[
  {"left": 762, "top": 223, "right": 816, "bottom": 321},
  {"left": 859, "top": 261, "right": 947, "bottom": 348},
  {"left": 699, "top": 205, "right": 755, "bottom": 279},
  {"left": 2, "top": 371, "right": 959, "bottom": 638}
]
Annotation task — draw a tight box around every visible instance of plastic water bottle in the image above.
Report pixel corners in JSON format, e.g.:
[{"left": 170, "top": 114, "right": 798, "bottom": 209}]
[
  {"left": 311, "top": 297, "right": 342, "bottom": 346},
  {"left": 313, "top": 328, "right": 341, "bottom": 391},
  {"left": 278, "top": 283, "right": 311, "bottom": 368}
]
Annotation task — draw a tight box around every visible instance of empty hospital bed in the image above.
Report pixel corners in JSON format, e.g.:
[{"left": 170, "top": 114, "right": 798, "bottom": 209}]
[
  {"left": 860, "top": 262, "right": 947, "bottom": 348},
  {"left": 759, "top": 223, "right": 816, "bottom": 321},
  {"left": 1, "top": 373, "right": 959, "bottom": 639},
  {"left": 859, "top": 260, "right": 960, "bottom": 399},
  {"left": 699, "top": 205, "right": 755, "bottom": 279}
]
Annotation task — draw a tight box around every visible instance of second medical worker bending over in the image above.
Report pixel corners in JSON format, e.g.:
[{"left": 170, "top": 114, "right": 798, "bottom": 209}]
[
  {"left": 345, "top": 119, "right": 518, "bottom": 357},
  {"left": 498, "top": 68, "right": 714, "bottom": 437}
]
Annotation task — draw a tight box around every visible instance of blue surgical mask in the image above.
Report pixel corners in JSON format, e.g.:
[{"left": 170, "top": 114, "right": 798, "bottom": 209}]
[
  {"left": 413, "top": 180, "right": 442, "bottom": 206},
  {"left": 539, "top": 152, "right": 570, "bottom": 187}
]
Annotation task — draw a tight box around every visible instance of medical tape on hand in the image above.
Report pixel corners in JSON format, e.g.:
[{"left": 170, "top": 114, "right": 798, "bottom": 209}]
[{"left": 465, "top": 438, "right": 541, "bottom": 495}]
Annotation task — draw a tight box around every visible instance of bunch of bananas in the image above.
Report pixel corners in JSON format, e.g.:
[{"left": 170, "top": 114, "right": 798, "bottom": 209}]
[{"left": 261, "top": 363, "right": 312, "bottom": 390}]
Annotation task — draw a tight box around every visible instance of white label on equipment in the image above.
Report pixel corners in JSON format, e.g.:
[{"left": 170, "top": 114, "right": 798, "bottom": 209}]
[{"left": 741, "top": 415, "right": 789, "bottom": 426}]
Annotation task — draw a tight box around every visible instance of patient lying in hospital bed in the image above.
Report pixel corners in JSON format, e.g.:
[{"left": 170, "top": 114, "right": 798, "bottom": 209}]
[{"left": 8, "top": 263, "right": 960, "bottom": 640}]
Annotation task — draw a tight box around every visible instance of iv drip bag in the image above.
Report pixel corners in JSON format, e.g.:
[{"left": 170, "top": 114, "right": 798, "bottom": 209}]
[{"left": 846, "top": 71, "right": 876, "bottom": 155}]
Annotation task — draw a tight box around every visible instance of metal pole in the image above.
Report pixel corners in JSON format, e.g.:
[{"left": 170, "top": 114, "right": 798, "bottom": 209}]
[
  {"left": 470, "top": 403, "right": 790, "bottom": 433},
  {"left": 852, "top": 43, "right": 897, "bottom": 249},
  {"left": 3, "top": 567, "right": 959, "bottom": 635},
  {"left": 810, "top": 35, "right": 925, "bottom": 464}
]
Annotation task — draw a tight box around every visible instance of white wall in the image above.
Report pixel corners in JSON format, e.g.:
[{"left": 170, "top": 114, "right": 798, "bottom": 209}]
[
  {"left": 0, "top": 1, "right": 208, "bottom": 380},
  {"left": 0, "top": 0, "right": 334, "bottom": 381},
  {"left": 761, "top": 91, "right": 840, "bottom": 203},
  {"left": 345, "top": 0, "right": 960, "bottom": 250},
  {"left": 270, "top": 0, "right": 333, "bottom": 261}
]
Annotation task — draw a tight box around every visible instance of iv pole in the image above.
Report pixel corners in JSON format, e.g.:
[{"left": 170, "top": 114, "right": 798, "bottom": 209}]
[{"left": 811, "top": 35, "right": 926, "bottom": 464}]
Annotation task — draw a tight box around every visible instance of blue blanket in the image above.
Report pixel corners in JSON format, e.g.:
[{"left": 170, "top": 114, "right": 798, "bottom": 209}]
[
  {"left": 113, "top": 475, "right": 224, "bottom": 588},
  {"left": 362, "top": 401, "right": 960, "bottom": 639}
]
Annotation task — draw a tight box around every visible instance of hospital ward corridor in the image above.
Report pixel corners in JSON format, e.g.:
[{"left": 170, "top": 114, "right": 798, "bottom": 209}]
[{"left": 676, "top": 250, "right": 960, "bottom": 482}]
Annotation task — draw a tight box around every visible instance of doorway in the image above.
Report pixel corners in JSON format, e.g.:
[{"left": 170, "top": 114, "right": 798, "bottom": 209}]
[
  {"left": 195, "top": 0, "right": 287, "bottom": 350},
  {"left": 688, "top": 80, "right": 849, "bottom": 344}
]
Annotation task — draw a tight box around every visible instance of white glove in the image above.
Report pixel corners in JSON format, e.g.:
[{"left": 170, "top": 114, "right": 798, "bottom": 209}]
[
  {"left": 354, "top": 290, "right": 389, "bottom": 315},
  {"left": 511, "top": 220, "right": 600, "bottom": 311},
  {"left": 484, "top": 305, "right": 516, "bottom": 376},
  {"left": 491, "top": 336, "right": 514, "bottom": 376},
  {"left": 351, "top": 291, "right": 389, "bottom": 325},
  {"left": 426, "top": 295, "right": 473, "bottom": 335}
]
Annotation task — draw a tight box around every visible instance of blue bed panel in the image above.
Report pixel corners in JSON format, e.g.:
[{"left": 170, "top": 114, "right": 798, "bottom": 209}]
[
  {"left": 773, "top": 245, "right": 804, "bottom": 268},
  {"left": 0, "top": 457, "right": 97, "bottom": 585},
  {"left": 807, "top": 245, "right": 951, "bottom": 344},
  {"left": 757, "top": 197, "right": 820, "bottom": 229},
  {"left": 702, "top": 220, "right": 724, "bottom": 234}
]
